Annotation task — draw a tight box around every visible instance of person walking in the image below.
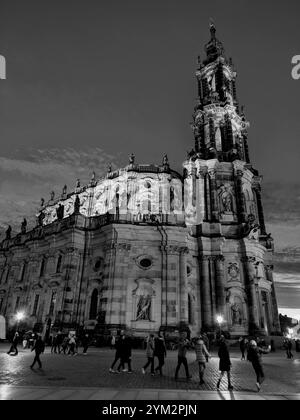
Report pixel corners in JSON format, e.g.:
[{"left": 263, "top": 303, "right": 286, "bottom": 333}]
[
  {"left": 247, "top": 339, "right": 271, "bottom": 392},
  {"left": 175, "top": 335, "right": 192, "bottom": 381},
  {"left": 194, "top": 335, "right": 211, "bottom": 385},
  {"left": 154, "top": 331, "right": 167, "bottom": 376},
  {"left": 142, "top": 334, "right": 155, "bottom": 375},
  {"left": 82, "top": 333, "right": 90, "bottom": 355},
  {"left": 239, "top": 337, "right": 248, "bottom": 360},
  {"left": 286, "top": 339, "right": 293, "bottom": 359},
  {"left": 68, "top": 334, "right": 77, "bottom": 356},
  {"left": 118, "top": 332, "right": 133, "bottom": 373},
  {"left": 216, "top": 336, "right": 233, "bottom": 390},
  {"left": 109, "top": 335, "right": 122, "bottom": 373},
  {"left": 61, "top": 336, "right": 69, "bottom": 354},
  {"left": 30, "top": 335, "right": 45, "bottom": 369},
  {"left": 7, "top": 331, "right": 19, "bottom": 356},
  {"left": 51, "top": 334, "right": 58, "bottom": 354}
]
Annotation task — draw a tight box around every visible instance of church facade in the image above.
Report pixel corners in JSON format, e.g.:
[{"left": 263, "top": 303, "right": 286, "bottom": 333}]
[{"left": 0, "top": 25, "right": 281, "bottom": 340}]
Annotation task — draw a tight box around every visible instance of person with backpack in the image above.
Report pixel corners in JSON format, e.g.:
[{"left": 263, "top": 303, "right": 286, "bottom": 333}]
[
  {"left": 216, "top": 335, "right": 233, "bottom": 390},
  {"left": 142, "top": 334, "right": 155, "bottom": 375},
  {"left": 109, "top": 335, "right": 122, "bottom": 373},
  {"left": 30, "top": 335, "right": 45, "bottom": 369},
  {"left": 247, "top": 339, "right": 271, "bottom": 392}
]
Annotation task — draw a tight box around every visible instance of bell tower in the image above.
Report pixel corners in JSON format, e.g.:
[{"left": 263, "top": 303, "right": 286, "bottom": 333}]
[{"left": 183, "top": 23, "right": 280, "bottom": 336}]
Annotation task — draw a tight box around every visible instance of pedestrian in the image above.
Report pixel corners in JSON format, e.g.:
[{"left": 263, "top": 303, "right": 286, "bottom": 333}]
[
  {"left": 82, "top": 333, "right": 90, "bottom": 355},
  {"left": 7, "top": 331, "right": 19, "bottom": 356},
  {"left": 194, "top": 335, "right": 211, "bottom": 385},
  {"left": 61, "top": 336, "right": 69, "bottom": 354},
  {"left": 202, "top": 333, "right": 210, "bottom": 362},
  {"left": 247, "top": 339, "right": 271, "bottom": 392},
  {"left": 239, "top": 336, "right": 247, "bottom": 360},
  {"left": 51, "top": 334, "right": 58, "bottom": 354},
  {"left": 154, "top": 331, "right": 167, "bottom": 376},
  {"left": 56, "top": 331, "right": 63, "bottom": 353},
  {"left": 286, "top": 339, "right": 293, "bottom": 359},
  {"left": 68, "top": 334, "right": 77, "bottom": 356},
  {"left": 109, "top": 335, "right": 122, "bottom": 373},
  {"left": 110, "top": 335, "right": 116, "bottom": 350},
  {"left": 175, "top": 334, "right": 192, "bottom": 381},
  {"left": 30, "top": 335, "right": 45, "bottom": 369},
  {"left": 216, "top": 336, "right": 233, "bottom": 390},
  {"left": 117, "top": 332, "right": 133, "bottom": 373},
  {"left": 142, "top": 334, "right": 155, "bottom": 376}
]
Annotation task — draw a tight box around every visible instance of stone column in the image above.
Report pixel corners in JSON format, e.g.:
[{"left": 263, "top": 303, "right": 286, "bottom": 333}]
[
  {"left": 214, "top": 256, "right": 226, "bottom": 317},
  {"left": 204, "top": 173, "right": 211, "bottom": 222},
  {"left": 208, "top": 169, "right": 219, "bottom": 222},
  {"left": 243, "top": 256, "right": 259, "bottom": 332},
  {"left": 200, "top": 255, "right": 212, "bottom": 331},
  {"left": 252, "top": 182, "right": 266, "bottom": 235},
  {"left": 235, "top": 170, "right": 247, "bottom": 223},
  {"left": 179, "top": 246, "right": 189, "bottom": 327}
]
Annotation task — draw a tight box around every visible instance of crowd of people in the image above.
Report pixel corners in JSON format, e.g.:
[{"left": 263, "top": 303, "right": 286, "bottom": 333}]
[{"left": 5, "top": 329, "right": 298, "bottom": 392}]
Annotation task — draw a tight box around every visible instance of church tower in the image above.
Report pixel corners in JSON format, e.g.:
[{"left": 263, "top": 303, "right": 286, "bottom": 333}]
[{"left": 183, "top": 23, "right": 280, "bottom": 336}]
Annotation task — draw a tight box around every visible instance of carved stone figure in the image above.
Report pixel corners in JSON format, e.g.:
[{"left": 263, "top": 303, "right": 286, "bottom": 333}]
[
  {"left": 6, "top": 225, "right": 12, "bottom": 240},
  {"left": 50, "top": 191, "right": 55, "bottom": 201},
  {"left": 56, "top": 203, "right": 65, "bottom": 220},
  {"left": 162, "top": 154, "right": 169, "bottom": 168},
  {"left": 40, "top": 198, "right": 45, "bottom": 207},
  {"left": 74, "top": 195, "right": 80, "bottom": 214},
  {"left": 21, "top": 218, "right": 27, "bottom": 234},
  {"left": 37, "top": 212, "right": 45, "bottom": 227},
  {"left": 136, "top": 295, "right": 151, "bottom": 321},
  {"left": 231, "top": 302, "right": 243, "bottom": 325},
  {"left": 76, "top": 179, "right": 80, "bottom": 189},
  {"left": 129, "top": 153, "right": 135, "bottom": 165},
  {"left": 220, "top": 185, "right": 233, "bottom": 212},
  {"left": 62, "top": 185, "right": 67, "bottom": 196},
  {"left": 228, "top": 262, "right": 239, "bottom": 280}
]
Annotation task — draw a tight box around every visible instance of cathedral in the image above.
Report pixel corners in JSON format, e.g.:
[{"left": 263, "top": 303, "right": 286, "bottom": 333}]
[{"left": 0, "top": 24, "right": 281, "bottom": 342}]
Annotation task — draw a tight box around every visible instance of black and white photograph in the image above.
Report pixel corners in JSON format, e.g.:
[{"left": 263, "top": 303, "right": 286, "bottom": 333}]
[{"left": 0, "top": 0, "right": 299, "bottom": 406}]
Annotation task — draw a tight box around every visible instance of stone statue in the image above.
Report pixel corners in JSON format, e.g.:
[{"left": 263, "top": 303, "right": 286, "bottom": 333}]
[
  {"left": 222, "top": 190, "right": 233, "bottom": 212},
  {"left": 21, "top": 218, "right": 27, "bottom": 234},
  {"left": 162, "top": 154, "right": 169, "bottom": 168},
  {"left": 40, "top": 198, "right": 45, "bottom": 207},
  {"left": 136, "top": 295, "right": 151, "bottom": 321},
  {"left": 129, "top": 153, "right": 135, "bottom": 165},
  {"left": 6, "top": 225, "right": 12, "bottom": 240},
  {"left": 62, "top": 185, "right": 67, "bottom": 196},
  {"left": 56, "top": 203, "right": 64, "bottom": 220},
  {"left": 37, "top": 212, "right": 45, "bottom": 227},
  {"left": 91, "top": 171, "right": 96, "bottom": 183},
  {"left": 50, "top": 191, "right": 55, "bottom": 201},
  {"left": 231, "top": 302, "right": 242, "bottom": 325},
  {"left": 76, "top": 179, "right": 80, "bottom": 189},
  {"left": 107, "top": 163, "right": 112, "bottom": 173},
  {"left": 74, "top": 195, "right": 80, "bottom": 214}
]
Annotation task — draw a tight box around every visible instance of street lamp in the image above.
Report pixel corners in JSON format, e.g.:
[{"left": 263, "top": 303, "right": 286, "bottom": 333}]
[
  {"left": 15, "top": 311, "right": 25, "bottom": 332},
  {"left": 216, "top": 315, "right": 224, "bottom": 336}
]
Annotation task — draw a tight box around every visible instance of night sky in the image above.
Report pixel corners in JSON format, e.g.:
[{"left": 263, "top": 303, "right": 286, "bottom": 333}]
[{"left": 0, "top": 0, "right": 299, "bottom": 319}]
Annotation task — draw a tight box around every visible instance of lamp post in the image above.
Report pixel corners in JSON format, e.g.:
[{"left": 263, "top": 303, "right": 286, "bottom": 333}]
[
  {"left": 216, "top": 315, "right": 224, "bottom": 337},
  {"left": 15, "top": 311, "right": 25, "bottom": 332}
]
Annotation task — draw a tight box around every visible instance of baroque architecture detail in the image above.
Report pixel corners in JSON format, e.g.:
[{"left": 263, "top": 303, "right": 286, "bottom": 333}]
[{"left": 0, "top": 23, "right": 280, "bottom": 340}]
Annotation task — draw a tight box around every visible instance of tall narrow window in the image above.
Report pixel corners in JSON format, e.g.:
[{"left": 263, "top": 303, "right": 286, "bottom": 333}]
[
  {"left": 49, "top": 290, "right": 57, "bottom": 316},
  {"left": 0, "top": 298, "right": 3, "bottom": 312},
  {"left": 15, "top": 296, "right": 20, "bottom": 312},
  {"left": 188, "top": 295, "right": 193, "bottom": 325},
  {"left": 20, "top": 262, "right": 26, "bottom": 282},
  {"left": 40, "top": 258, "right": 46, "bottom": 277},
  {"left": 56, "top": 255, "right": 62, "bottom": 273},
  {"left": 32, "top": 295, "right": 40, "bottom": 316},
  {"left": 89, "top": 289, "right": 98, "bottom": 320}
]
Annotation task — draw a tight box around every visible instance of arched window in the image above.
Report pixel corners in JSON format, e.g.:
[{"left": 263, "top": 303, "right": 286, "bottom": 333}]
[
  {"left": 56, "top": 255, "right": 62, "bottom": 273},
  {"left": 89, "top": 289, "right": 98, "bottom": 320}
]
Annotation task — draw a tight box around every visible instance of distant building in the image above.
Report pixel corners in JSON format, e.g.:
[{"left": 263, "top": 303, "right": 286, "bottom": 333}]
[{"left": 0, "top": 24, "right": 280, "bottom": 341}]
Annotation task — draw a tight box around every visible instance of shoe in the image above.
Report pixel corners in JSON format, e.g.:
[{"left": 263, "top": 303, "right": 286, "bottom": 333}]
[
  {"left": 142, "top": 368, "right": 145, "bottom": 374},
  {"left": 115, "top": 370, "right": 120, "bottom": 374},
  {"left": 109, "top": 368, "right": 115, "bottom": 373},
  {"left": 83, "top": 353, "right": 87, "bottom": 355},
  {"left": 228, "top": 385, "right": 233, "bottom": 391},
  {"left": 122, "top": 369, "right": 128, "bottom": 372},
  {"left": 127, "top": 371, "right": 133, "bottom": 374},
  {"left": 151, "top": 373, "right": 155, "bottom": 376},
  {"left": 256, "top": 382, "right": 261, "bottom": 392},
  {"left": 217, "top": 380, "right": 221, "bottom": 389}
]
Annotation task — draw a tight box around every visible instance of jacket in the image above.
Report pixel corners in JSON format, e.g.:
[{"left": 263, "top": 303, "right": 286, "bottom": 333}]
[
  {"left": 33, "top": 339, "right": 45, "bottom": 354},
  {"left": 154, "top": 337, "right": 167, "bottom": 357},
  {"left": 195, "top": 339, "right": 210, "bottom": 363},
  {"left": 146, "top": 338, "right": 154, "bottom": 357},
  {"left": 218, "top": 341, "right": 231, "bottom": 371},
  {"left": 177, "top": 339, "right": 189, "bottom": 358},
  {"left": 247, "top": 346, "right": 269, "bottom": 365}
]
